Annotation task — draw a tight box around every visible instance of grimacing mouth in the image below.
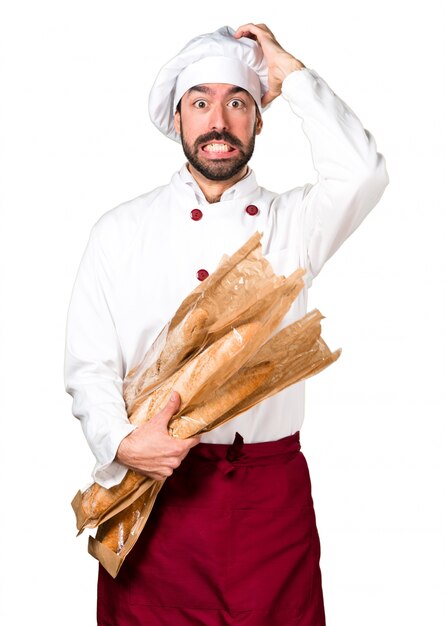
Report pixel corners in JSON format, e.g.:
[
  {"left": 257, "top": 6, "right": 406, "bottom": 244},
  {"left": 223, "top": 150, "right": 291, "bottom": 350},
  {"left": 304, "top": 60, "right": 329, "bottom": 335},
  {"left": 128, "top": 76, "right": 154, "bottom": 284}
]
[
  {"left": 193, "top": 130, "right": 243, "bottom": 153},
  {"left": 201, "top": 141, "right": 237, "bottom": 153}
]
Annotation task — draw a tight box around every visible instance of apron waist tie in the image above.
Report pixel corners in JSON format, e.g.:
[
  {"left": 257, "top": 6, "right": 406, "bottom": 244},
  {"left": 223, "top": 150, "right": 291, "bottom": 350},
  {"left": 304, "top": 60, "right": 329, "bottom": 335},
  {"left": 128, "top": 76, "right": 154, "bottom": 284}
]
[
  {"left": 191, "top": 431, "right": 301, "bottom": 475},
  {"left": 219, "top": 432, "right": 245, "bottom": 474}
]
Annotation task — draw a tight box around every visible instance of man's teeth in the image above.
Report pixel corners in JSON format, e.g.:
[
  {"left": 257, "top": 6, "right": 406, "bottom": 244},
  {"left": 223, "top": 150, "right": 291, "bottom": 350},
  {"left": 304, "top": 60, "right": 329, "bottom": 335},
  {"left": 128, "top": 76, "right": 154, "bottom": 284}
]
[{"left": 203, "top": 143, "right": 232, "bottom": 152}]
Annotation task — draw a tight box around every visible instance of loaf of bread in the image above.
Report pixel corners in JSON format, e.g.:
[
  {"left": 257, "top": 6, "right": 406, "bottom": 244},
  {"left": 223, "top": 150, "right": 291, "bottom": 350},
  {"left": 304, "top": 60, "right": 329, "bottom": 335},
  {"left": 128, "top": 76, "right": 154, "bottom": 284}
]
[
  {"left": 124, "top": 307, "right": 209, "bottom": 415},
  {"left": 128, "top": 320, "right": 262, "bottom": 425},
  {"left": 95, "top": 492, "right": 147, "bottom": 554},
  {"left": 203, "top": 311, "right": 341, "bottom": 433},
  {"left": 169, "top": 361, "right": 274, "bottom": 439},
  {"left": 75, "top": 469, "right": 149, "bottom": 531}
]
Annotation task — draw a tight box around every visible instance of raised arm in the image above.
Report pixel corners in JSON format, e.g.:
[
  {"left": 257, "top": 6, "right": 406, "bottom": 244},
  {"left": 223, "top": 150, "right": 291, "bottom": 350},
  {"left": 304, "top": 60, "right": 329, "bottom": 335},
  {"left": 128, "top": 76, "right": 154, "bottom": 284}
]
[{"left": 234, "top": 23, "right": 389, "bottom": 281}]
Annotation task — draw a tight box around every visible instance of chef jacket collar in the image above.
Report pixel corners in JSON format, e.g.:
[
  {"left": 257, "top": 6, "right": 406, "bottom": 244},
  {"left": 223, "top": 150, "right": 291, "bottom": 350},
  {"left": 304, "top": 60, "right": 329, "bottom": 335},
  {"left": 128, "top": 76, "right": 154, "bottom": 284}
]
[{"left": 177, "top": 163, "right": 258, "bottom": 203}]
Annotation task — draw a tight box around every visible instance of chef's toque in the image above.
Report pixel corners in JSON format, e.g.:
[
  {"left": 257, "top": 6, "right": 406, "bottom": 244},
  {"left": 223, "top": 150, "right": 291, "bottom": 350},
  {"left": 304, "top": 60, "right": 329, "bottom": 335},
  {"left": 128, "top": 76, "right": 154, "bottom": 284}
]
[{"left": 148, "top": 25, "right": 269, "bottom": 143}]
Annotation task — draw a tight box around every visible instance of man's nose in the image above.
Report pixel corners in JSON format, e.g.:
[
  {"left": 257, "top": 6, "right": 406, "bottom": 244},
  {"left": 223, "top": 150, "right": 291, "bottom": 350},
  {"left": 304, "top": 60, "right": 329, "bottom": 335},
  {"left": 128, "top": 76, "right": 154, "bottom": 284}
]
[{"left": 208, "top": 103, "right": 229, "bottom": 131}]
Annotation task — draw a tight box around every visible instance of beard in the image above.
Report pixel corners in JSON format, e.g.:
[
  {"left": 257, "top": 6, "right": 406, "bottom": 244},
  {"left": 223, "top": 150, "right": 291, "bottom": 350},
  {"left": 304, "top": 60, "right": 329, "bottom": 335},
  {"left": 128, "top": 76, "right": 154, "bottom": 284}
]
[{"left": 179, "top": 124, "right": 257, "bottom": 181}]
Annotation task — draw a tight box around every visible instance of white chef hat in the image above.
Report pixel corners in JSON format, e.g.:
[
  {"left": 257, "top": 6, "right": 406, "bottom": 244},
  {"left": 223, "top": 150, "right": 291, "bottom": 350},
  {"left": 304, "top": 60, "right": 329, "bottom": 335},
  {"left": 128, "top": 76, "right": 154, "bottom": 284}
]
[{"left": 148, "top": 25, "right": 269, "bottom": 143}]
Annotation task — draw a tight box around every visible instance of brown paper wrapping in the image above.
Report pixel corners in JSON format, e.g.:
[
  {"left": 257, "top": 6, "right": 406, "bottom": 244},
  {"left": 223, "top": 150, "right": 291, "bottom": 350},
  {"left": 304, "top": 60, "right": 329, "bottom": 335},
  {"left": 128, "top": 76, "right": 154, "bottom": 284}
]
[
  {"left": 73, "top": 243, "right": 305, "bottom": 534},
  {"left": 123, "top": 231, "right": 286, "bottom": 415},
  {"left": 88, "top": 481, "right": 165, "bottom": 578},
  {"left": 72, "top": 232, "right": 341, "bottom": 578}
]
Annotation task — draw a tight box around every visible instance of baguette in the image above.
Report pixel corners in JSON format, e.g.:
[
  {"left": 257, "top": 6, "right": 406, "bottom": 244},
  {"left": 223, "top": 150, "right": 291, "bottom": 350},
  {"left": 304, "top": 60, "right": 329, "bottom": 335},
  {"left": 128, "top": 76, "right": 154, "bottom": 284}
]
[
  {"left": 203, "top": 316, "right": 341, "bottom": 433},
  {"left": 169, "top": 361, "right": 274, "bottom": 439},
  {"left": 124, "top": 307, "right": 209, "bottom": 414},
  {"left": 75, "top": 469, "right": 150, "bottom": 531},
  {"left": 129, "top": 320, "right": 262, "bottom": 424},
  {"left": 95, "top": 493, "right": 147, "bottom": 554}
]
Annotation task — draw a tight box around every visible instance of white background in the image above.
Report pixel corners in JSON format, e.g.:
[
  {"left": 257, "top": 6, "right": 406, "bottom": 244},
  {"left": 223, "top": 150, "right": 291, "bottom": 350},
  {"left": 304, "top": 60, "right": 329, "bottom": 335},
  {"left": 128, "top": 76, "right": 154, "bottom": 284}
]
[{"left": 0, "top": 0, "right": 445, "bottom": 624}]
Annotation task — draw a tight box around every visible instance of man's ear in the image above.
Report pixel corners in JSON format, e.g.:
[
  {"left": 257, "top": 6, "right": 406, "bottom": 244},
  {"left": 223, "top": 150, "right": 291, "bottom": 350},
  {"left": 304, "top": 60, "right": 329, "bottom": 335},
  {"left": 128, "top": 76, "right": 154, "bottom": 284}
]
[
  {"left": 174, "top": 110, "right": 181, "bottom": 135},
  {"left": 255, "top": 113, "right": 263, "bottom": 136}
]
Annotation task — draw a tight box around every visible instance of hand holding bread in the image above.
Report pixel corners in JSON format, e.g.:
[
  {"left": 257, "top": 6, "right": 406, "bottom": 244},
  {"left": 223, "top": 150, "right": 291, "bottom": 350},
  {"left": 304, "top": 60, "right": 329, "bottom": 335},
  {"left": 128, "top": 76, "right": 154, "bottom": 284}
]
[{"left": 116, "top": 391, "right": 201, "bottom": 480}]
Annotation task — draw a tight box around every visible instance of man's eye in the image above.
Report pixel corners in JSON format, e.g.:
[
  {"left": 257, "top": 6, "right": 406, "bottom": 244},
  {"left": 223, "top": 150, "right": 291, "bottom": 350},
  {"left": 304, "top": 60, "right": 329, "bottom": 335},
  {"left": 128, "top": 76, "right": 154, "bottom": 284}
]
[
  {"left": 194, "top": 100, "right": 207, "bottom": 109},
  {"left": 228, "top": 99, "right": 243, "bottom": 108}
]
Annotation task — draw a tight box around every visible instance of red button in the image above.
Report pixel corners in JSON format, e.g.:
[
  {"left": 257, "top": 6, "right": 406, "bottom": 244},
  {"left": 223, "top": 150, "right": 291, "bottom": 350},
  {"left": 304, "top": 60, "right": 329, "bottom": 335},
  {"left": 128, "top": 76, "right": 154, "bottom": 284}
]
[
  {"left": 196, "top": 269, "right": 209, "bottom": 281},
  {"left": 246, "top": 204, "right": 259, "bottom": 216},
  {"left": 190, "top": 208, "right": 203, "bottom": 221}
]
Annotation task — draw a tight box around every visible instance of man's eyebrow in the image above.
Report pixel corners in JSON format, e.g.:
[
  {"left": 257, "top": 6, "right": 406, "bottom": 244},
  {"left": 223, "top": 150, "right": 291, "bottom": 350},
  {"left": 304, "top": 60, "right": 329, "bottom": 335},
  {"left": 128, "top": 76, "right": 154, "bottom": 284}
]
[
  {"left": 187, "top": 85, "right": 212, "bottom": 96},
  {"left": 227, "top": 86, "right": 249, "bottom": 97},
  {"left": 187, "top": 85, "right": 249, "bottom": 97}
]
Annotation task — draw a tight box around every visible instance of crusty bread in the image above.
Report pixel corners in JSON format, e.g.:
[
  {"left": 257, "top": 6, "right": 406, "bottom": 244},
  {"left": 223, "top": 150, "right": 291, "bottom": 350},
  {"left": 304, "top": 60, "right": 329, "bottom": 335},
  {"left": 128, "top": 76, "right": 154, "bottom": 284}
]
[
  {"left": 124, "top": 307, "right": 209, "bottom": 414},
  {"left": 168, "top": 320, "right": 262, "bottom": 409},
  {"left": 169, "top": 361, "right": 274, "bottom": 439},
  {"left": 95, "top": 492, "right": 148, "bottom": 554},
  {"left": 78, "top": 469, "right": 147, "bottom": 528},
  {"left": 204, "top": 312, "right": 341, "bottom": 433},
  {"left": 128, "top": 320, "right": 262, "bottom": 424}
]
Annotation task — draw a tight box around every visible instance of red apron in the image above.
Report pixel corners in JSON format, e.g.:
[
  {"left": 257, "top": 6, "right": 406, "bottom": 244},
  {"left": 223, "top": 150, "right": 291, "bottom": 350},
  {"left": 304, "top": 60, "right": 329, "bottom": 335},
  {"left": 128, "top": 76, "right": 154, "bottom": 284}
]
[{"left": 97, "top": 432, "right": 326, "bottom": 625}]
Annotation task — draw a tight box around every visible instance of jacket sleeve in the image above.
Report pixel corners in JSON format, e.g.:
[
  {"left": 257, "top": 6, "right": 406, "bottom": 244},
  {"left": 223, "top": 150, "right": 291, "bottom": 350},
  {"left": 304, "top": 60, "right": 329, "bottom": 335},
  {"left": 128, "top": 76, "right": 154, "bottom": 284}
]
[
  {"left": 281, "top": 68, "right": 389, "bottom": 283},
  {"left": 64, "top": 222, "right": 136, "bottom": 488}
]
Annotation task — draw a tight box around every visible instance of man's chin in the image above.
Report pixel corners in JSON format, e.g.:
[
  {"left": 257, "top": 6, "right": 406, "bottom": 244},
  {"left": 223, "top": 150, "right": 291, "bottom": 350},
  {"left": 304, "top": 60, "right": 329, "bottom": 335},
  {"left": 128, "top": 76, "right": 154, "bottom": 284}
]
[{"left": 189, "top": 158, "right": 247, "bottom": 182}]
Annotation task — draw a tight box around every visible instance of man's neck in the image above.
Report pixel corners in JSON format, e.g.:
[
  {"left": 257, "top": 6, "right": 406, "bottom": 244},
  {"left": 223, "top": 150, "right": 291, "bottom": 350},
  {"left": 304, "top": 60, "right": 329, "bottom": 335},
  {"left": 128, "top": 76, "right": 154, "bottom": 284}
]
[{"left": 186, "top": 163, "right": 248, "bottom": 204}]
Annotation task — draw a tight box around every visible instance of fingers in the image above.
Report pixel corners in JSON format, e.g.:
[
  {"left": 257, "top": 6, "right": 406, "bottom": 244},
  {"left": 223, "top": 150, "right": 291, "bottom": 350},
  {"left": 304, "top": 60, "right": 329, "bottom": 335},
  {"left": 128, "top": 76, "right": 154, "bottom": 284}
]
[
  {"left": 176, "top": 437, "right": 201, "bottom": 462},
  {"left": 118, "top": 389, "right": 202, "bottom": 481},
  {"left": 166, "top": 390, "right": 182, "bottom": 413},
  {"left": 233, "top": 23, "right": 275, "bottom": 42},
  {"left": 188, "top": 435, "right": 201, "bottom": 448},
  {"left": 153, "top": 471, "right": 174, "bottom": 481},
  {"left": 133, "top": 440, "right": 199, "bottom": 479},
  {"left": 261, "top": 90, "right": 279, "bottom": 108},
  {"left": 152, "top": 390, "right": 182, "bottom": 426},
  {"left": 152, "top": 392, "right": 202, "bottom": 448}
]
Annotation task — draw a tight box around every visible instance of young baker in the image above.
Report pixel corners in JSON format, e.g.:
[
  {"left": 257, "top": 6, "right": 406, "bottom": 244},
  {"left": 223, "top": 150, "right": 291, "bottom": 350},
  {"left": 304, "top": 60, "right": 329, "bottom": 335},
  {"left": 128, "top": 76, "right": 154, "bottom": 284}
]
[{"left": 65, "top": 23, "right": 389, "bottom": 626}]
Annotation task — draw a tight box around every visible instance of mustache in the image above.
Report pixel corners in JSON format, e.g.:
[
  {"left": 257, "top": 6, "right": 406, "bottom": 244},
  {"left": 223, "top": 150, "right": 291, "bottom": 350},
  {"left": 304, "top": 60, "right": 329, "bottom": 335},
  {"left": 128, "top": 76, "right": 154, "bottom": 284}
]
[{"left": 194, "top": 130, "right": 244, "bottom": 151}]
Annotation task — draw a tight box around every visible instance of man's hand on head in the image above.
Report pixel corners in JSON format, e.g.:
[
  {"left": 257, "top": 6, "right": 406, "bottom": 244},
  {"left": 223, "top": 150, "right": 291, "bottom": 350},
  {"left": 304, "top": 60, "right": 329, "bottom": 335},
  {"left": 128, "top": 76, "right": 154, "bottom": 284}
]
[
  {"left": 115, "top": 391, "right": 201, "bottom": 481},
  {"left": 233, "top": 23, "right": 306, "bottom": 107}
]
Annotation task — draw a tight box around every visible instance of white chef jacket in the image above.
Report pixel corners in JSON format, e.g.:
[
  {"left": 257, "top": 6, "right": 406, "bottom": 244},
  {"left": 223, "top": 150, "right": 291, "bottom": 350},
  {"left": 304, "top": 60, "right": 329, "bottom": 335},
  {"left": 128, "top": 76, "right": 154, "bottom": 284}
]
[{"left": 64, "top": 68, "right": 389, "bottom": 488}]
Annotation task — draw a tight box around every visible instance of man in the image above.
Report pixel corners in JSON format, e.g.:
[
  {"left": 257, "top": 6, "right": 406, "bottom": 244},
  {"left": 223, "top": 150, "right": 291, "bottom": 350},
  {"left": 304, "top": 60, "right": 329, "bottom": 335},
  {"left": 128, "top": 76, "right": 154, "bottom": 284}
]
[{"left": 65, "top": 23, "right": 389, "bottom": 625}]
